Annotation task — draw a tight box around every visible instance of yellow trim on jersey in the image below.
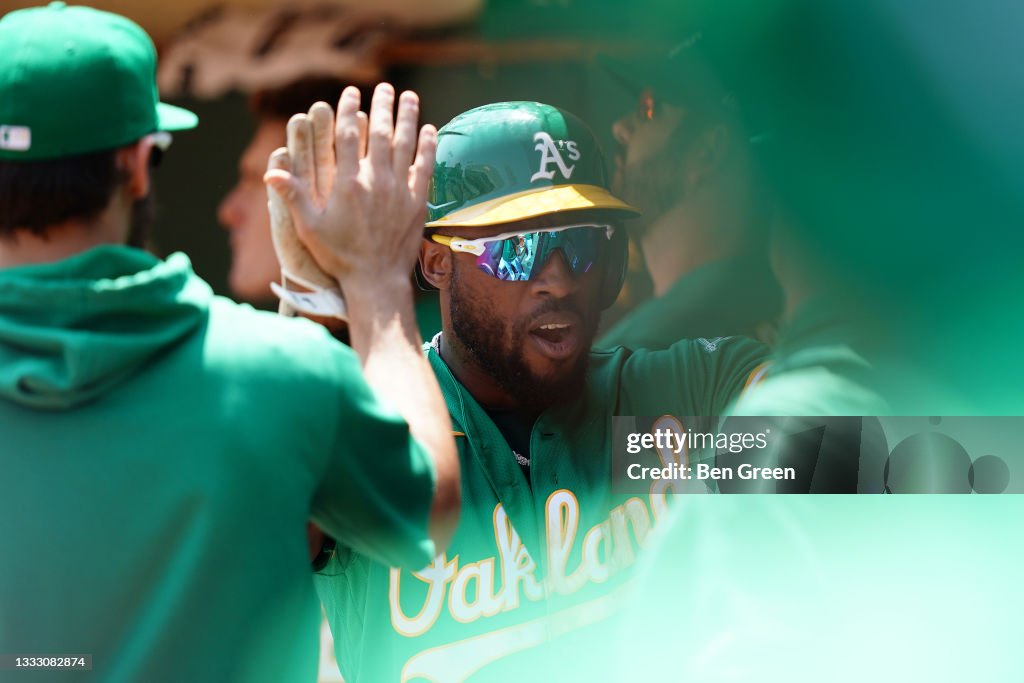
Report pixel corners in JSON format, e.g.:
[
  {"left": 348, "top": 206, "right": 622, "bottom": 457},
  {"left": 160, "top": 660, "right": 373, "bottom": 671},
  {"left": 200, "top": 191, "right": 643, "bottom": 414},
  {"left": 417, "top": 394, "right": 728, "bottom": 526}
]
[{"left": 742, "top": 361, "right": 773, "bottom": 394}]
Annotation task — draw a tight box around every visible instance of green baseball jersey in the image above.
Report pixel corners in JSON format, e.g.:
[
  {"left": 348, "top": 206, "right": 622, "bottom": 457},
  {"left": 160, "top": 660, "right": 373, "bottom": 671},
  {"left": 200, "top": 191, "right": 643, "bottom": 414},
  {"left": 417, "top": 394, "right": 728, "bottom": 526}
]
[
  {"left": 730, "top": 297, "right": 888, "bottom": 416},
  {"left": 316, "top": 334, "right": 766, "bottom": 682},
  {"left": 598, "top": 254, "right": 780, "bottom": 351},
  {"left": 0, "top": 246, "right": 435, "bottom": 682}
]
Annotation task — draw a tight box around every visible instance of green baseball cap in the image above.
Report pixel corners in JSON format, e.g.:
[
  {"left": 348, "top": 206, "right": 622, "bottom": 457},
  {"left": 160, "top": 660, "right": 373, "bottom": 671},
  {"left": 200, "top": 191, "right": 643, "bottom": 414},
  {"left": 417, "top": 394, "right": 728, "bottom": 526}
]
[
  {"left": 427, "top": 101, "right": 638, "bottom": 228},
  {"left": 0, "top": 2, "right": 198, "bottom": 161}
]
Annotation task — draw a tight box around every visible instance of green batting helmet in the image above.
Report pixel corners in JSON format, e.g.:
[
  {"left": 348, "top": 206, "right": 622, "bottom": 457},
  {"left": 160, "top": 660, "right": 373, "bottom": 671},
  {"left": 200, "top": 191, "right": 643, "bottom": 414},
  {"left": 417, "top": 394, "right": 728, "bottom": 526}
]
[
  {"left": 426, "top": 101, "right": 638, "bottom": 227},
  {"left": 423, "top": 102, "right": 638, "bottom": 308}
]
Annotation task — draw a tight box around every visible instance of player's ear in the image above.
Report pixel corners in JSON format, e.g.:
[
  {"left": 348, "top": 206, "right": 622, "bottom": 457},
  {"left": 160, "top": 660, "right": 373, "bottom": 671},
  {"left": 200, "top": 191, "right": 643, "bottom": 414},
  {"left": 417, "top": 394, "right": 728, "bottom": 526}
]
[
  {"left": 419, "top": 237, "right": 453, "bottom": 289},
  {"left": 116, "top": 137, "right": 153, "bottom": 199}
]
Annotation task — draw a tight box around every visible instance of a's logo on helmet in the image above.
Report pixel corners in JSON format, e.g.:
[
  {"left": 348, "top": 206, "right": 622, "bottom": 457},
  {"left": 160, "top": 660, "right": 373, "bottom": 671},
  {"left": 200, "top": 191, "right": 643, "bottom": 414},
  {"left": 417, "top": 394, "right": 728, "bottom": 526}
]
[{"left": 530, "top": 131, "right": 580, "bottom": 183}]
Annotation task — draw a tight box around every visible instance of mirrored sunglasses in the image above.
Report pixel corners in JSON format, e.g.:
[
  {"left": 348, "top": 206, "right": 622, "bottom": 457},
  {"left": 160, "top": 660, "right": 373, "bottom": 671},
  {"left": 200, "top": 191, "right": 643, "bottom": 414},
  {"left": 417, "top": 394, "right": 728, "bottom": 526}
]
[{"left": 430, "top": 223, "right": 616, "bottom": 282}]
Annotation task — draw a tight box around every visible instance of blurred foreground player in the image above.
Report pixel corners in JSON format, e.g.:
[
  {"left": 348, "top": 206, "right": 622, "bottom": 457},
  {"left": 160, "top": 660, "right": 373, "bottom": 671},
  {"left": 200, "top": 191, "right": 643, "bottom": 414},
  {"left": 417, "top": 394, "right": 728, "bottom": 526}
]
[
  {"left": 619, "top": 1, "right": 1024, "bottom": 679},
  {"left": 0, "top": 4, "right": 457, "bottom": 682}
]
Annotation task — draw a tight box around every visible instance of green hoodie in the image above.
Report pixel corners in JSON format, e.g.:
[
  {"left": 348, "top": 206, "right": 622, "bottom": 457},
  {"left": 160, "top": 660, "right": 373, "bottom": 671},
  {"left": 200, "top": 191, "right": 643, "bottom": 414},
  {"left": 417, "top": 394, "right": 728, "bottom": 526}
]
[
  {"left": 0, "top": 246, "right": 209, "bottom": 409},
  {"left": 0, "top": 246, "right": 435, "bottom": 682}
]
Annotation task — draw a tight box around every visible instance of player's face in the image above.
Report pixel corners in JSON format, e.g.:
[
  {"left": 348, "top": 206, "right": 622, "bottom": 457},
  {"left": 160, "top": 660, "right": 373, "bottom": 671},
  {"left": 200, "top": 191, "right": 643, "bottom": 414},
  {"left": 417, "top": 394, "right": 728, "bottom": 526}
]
[
  {"left": 446, "top": 214, "right": 607, "bottom": 410},
  {"left": 612, "top": 91, "right": 690, "bottom": 234},
  {"left": 218, "top": 119, "right": 286, "bottom": 302}
]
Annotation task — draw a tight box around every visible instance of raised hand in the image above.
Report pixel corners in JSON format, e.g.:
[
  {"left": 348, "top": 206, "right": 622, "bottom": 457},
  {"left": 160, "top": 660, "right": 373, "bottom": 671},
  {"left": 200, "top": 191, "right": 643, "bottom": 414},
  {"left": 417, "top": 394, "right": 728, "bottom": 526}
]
[
  {"left": 265, "top": 84, "right": 459, "bottom": 555},
  {"left": 264, "top": 83, "right": 437, "bottom": 293},
  {"left": 265, "top": 101, "right": 344, "bottom": 318}
]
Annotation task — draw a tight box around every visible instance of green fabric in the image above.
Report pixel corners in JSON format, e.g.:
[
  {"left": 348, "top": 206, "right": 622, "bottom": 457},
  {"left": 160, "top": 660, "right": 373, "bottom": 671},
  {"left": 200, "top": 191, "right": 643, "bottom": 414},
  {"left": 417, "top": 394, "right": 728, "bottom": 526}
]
[
  {"left": 316, "top": 332, "right": 766, "bottom": 682},
  {"left": 0, "top": 247, "right": 206, "bottom": 409},
  {"left": 0, "top": 245, "right": 435, "bottom": 682},
  {"left": 730, "top": 296, "right": 888, "bottom": 416},
  {"left": 598, "top": 254, "right": 780, "bottom": 350},
  {"left": 0, "top": 2, "right": 196, "bottom": 161}
]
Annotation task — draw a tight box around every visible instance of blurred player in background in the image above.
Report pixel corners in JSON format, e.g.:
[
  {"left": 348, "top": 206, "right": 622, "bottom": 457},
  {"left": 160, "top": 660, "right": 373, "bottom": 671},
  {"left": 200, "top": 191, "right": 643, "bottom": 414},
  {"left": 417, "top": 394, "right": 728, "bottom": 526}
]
[
  {"left": 597, "top": 45, "right": 780, "bottom": 350},
  {"left": 0, "top": 5, "right": 458, "bottom": 681},
  {"left": 597, "top": 41, "right": 887, "bottom": 493},
  {"left": 159, "top": 5, "right": 442, "bottom": 337},
  {"left": 219, "top": 77, "right": 364, "bottom": 304}
]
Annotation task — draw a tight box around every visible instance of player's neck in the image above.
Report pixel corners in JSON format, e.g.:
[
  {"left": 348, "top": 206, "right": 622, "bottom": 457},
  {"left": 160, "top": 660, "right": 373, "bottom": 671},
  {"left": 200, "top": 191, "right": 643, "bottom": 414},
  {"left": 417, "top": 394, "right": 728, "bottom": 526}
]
[
  {"left": 0, "top": 212, "right": 129, "bottom": 269},
  {"left": 641, "top": 208, "right": 728, "bottom": 297}
]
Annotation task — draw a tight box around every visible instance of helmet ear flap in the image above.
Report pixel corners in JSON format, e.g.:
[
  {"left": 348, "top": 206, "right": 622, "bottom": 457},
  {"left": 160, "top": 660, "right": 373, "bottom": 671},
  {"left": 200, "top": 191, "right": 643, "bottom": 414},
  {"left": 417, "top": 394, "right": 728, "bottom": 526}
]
[{"left": 599, "top": 225, "right": 629, "bottom": 309}]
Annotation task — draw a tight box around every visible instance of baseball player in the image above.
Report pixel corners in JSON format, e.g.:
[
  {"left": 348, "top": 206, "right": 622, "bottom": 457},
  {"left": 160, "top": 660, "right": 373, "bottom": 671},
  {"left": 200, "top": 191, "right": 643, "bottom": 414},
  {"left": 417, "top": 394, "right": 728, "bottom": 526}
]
[
  {"left": 0, "top": 4, "right": 457, "bottom": 682},
  {"left": 597, "top": 45, "right": 780, "bottom": 350},
  {"left": 600, "top": 44, "right": 889, "bottom": 493},
  {"left": 268, "top": 92, "right": 768, "bottom": 682}
]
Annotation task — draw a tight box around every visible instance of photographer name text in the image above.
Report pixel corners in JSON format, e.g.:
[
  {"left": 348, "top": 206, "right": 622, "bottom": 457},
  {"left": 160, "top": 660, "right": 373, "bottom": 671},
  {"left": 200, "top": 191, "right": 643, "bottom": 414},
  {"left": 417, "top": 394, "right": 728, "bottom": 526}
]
[{"left": 625, "top": 462, "right": 796, "bottom": 482}]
